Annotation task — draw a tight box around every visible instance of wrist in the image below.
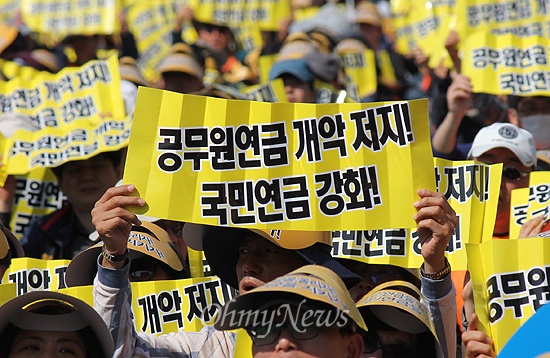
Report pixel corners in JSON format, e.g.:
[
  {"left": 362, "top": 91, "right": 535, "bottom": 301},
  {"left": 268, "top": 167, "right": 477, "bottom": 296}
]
[{"left": 421, "top": 257, "right": 451, "bottom": 280}]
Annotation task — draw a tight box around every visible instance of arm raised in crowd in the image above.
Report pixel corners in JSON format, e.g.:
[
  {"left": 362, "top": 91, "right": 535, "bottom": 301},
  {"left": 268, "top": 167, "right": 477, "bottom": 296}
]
[
  {"left": 414, "top": 189, "right": 459, "bottom": 358},
  {"left": 431, "top": 74, "right": 473, "bottom": 154},
  {"left": 91, "top": 185, "right": 235, "bottom": 358}
]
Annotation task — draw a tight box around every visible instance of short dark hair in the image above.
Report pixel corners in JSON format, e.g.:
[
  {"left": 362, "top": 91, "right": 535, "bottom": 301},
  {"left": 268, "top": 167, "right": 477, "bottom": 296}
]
[{"left": 51, "top": 149, "right": 123, "bottom": 179}]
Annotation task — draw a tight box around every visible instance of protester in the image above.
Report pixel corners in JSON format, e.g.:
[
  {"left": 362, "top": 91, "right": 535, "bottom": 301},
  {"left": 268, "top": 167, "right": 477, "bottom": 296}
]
[
  {"left": 269, "top": 36, "right": 341, "bottom": 103},
  {"left": 215, "top": 265, "right": 366, "bottom": 358},
  {"left": 157, "top": 42, "right": 205, "bottom": 94},
  {"left": 90, "top": 183, "right": 363, "bottom": 356},
  {"left": 340, "top": 189, "right": 459, "bottom": 358},
  {"left": 356, "top": 280, "right": 444, "bottom": 357},
  {"left": 507, "top": 95, "right": 550, "bottom": 170},
  {"left": 65, "top": 221, "right": 188, "bottom": 287},
  {"left": 21, "top": 150, "right": 124, "bottom": 259},
  {"left": 0, "top": 291, "right": 114, "bottom": 357}
]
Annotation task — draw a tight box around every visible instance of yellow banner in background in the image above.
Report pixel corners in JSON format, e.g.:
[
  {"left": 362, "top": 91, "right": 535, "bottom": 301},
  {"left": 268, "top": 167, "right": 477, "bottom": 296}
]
[
  {"left": 0, "top": 53, "right": 124, "bottom": 124},
  {"left": 455, "top": 0, "right": 550, "bottom": 39},
  {"left": 20, "top": 0, "right": 120, "bottom": 39},
  {"left": 60, "top": 276, "right": 237, "bottom": 335},
  {"left": 0, "top": 283, "right": 16, "bottom": 306},
  {"left": 467, "top": 238, "right": 550, "bottom": 354},
  {"left": 332, "top": 159, "right": 501, "bottom": 269},
  {"left": 124, "top": 87, "right": 435, "bottom": 230},
  {"left": 242, "top": 78, "right": 287, "bottom": 103},
  {"left": 0, "top": 1, "right": 19, "bottom": 25},
  {"left": 510, "top": 171, "right": 550, "bottom": 239},
  {"left": 462, "top": 32, "right": 550, "bottom": 96},
  {"left": 5, "top": 116, "right": 132, "bottom": 175},
  {"left": 188, "top": 0, "right": 291, "bottom": 31},
  {"left": 9, "top": 167, "right": 66, "bottom": 240},
  {"left": 0, "top": 58, "right": 42, "bottom": 81},
  {"left": 258, "top": 53, "right": 277, "bottom": 85},
  {"left": 406, "top": 1, "right": 441, "bottom": 57},
  {"left": 338, "top": 49, "right": 377, "bottom": 102},
  {"left": 125, "top": 0, "right": 197, "bottom": 84},
  {"left": 3, "top": 258, "right": 71, "bottom": 294}
]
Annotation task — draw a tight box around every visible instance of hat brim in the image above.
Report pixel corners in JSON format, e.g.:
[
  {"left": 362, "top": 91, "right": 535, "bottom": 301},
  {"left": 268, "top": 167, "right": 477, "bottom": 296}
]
[
  {"left": 269, "top": 59, "right": 315, "bottom": 82},
  {"left": 0, "top": 291, "right": 114, "bottom": 357}
]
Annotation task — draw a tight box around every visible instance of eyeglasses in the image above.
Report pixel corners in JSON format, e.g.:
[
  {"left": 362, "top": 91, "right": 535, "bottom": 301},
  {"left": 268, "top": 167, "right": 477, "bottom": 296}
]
[
  {"left": 129, "top": 257, "right": 158, "bottom": 281},
  {"left": 362, "top": 331, "right": 415, "bottom": 358},
  {"left": 246, "top": 320, "right": 323, "bottom": 346}
]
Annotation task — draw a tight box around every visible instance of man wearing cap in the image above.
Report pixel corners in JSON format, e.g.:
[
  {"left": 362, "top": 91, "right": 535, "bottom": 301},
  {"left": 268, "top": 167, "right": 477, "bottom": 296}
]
[
  {"left": 91, "top": 182, "right": 458, "bottom": 357},
  {"left": 467, "top": 122, "right": 537, "bottom": 238},
  {"left": 91, "top": 183, "right": 361, "bottom": 357},
  {"left": 21, "top": 150, "right": 124, "bottom": 260},
  {"left": 158, "top": 43, "right": 205, "bottom": 94},
  {"left": 215, "top": 265, "right": 366, "bottom": 357},
  {"left": 0, "top": 291, "right": 114, "bottom": 357}
]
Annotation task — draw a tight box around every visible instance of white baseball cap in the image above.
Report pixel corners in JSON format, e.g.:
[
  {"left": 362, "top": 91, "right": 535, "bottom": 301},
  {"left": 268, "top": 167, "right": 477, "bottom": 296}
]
[{"left": 468, "top": 123, "right": 537, "bottom": 167}]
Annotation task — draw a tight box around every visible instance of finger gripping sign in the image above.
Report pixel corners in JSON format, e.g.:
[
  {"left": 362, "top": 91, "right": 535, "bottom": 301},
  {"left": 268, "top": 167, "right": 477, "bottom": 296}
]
[{"left": 123, "top": 87, "right": 435, "bottom": 230}]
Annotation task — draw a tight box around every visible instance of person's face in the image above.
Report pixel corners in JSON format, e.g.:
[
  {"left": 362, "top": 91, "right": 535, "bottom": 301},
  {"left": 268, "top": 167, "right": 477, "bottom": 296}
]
[
  {"left": 281, "top": 74, "right": 316, "bottom": 103},
  {"left": 198, "top": 25, "right": 231, "bottom": 53},
  {"left": 475, "top": 147, "right": 532, "bottom": 236},
  {"left": 358, "top": 23, "right": 383, "bottom": 49},
  {"left": 154, "top": 220, "right": 187, "bottom": 259},
  {"left": 347, "top": 262, "right": 413, "bottom": 302},
  {"left": 9, "top": 330, "right": 87, "bottom": 358},
  {"left": 516, "top": 96, "right": 550, "bottom": 118},
  {"left": 162, "top": 72, "right": 204, "bottom": 94},
  {"left": 235, "top": 235, "right": 304, "bottom": 294},
  {"left": 362, "top": 330, "right": 415, "bottom": 358},
  {"left": 253, "top": 325, "right": 358, "bottom": 358},
  {"left": 58, "top": 155, "right": 122, "bottom": 214}
]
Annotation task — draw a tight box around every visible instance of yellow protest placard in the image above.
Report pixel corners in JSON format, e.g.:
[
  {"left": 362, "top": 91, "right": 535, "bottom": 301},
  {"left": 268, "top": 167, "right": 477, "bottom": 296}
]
[
  {"left": 5, "top": 116, "right": 132, "bottom": 175},
  {"left": 0, "top": 283, "right": 16, "bottom": 305},
  {"left": 332, "top": 159, "right": 501, "bottom": 269},
  {"left": 461, "top": 32, "right": 550, "bottom": 96},
  {"left": 455, "top": 0, "right": 550, "bottom": 40},
  {"left": 188, "top": 0, "right": 291, "bottom": 31},
  {"left": 0, "top": 1, "right": 19, "bottom": 25},
  {"left": 124, "top": 87, "right": 436, "bottom": 230},
  {"left": 0, "top": 58, "right": 42, "bottom": 81},
  {"left": 60, "top": 276, "right": 238, "bottom": 335},
  {"left": 242, "top": 78, "right": 287, "bottom": 103},
  {"left": 3, "top": 258, "right": 71, "bottom": 296},
  {"left": 20, "top": 0, "right": 120, "bottom": 40},
  {"left": 258, "top": 53, "right": 277, "bottom": 85},
  {"left": 509, "top": 171, "right": 550, "bottom": 239},
  {"left": 0, "top": 53, "right": 124, "bottom": 125},
  {"left": 9, "top": 167, "right": 66, "bottom": 240},
  {"left": 467, "top": 238, "right": 550, "bottom": 353},
  {"left": 125, "top": 1, "right": 198, "bottom": 84},
  {"left": 338, "top": 49, "right": 377, "bottom": 102}
]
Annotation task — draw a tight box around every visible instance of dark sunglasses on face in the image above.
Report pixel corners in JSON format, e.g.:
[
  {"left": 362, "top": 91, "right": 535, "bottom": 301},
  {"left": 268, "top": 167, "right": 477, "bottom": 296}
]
[
  {"left": 481, "top": 162, "right": 530, "bottom": 181},
  {"left": 246, "top": 320, "right": 324, "bottom": 346},
  {"left": 203, "top": 25, "right": 229, "bottom": 33},
  {"left": 362, "top": 330, "right": 415, "bottom": 358},
  {"left": 129, "top": 257, "right": 158, "bottom": 281}
]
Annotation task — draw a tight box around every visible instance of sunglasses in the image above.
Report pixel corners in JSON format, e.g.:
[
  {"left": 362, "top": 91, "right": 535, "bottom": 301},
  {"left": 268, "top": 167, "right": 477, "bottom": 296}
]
[
  {"left": 481, "top": 162, "right": 530, "bottom": 181},
  {"left": 247, "top": 320, "right": 325, "bottom": 346},
  {"left": 129, "top": 257, "right": 158, "bottom": 282},
  {"left": 362, "top": 331, "right": 415, "bottom": 358}
]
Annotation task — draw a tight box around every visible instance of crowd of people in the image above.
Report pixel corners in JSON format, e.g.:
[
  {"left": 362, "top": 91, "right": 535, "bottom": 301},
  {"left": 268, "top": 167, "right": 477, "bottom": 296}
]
[{"left": 0, "top": 0, "right": 549, "bottom": 357}]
